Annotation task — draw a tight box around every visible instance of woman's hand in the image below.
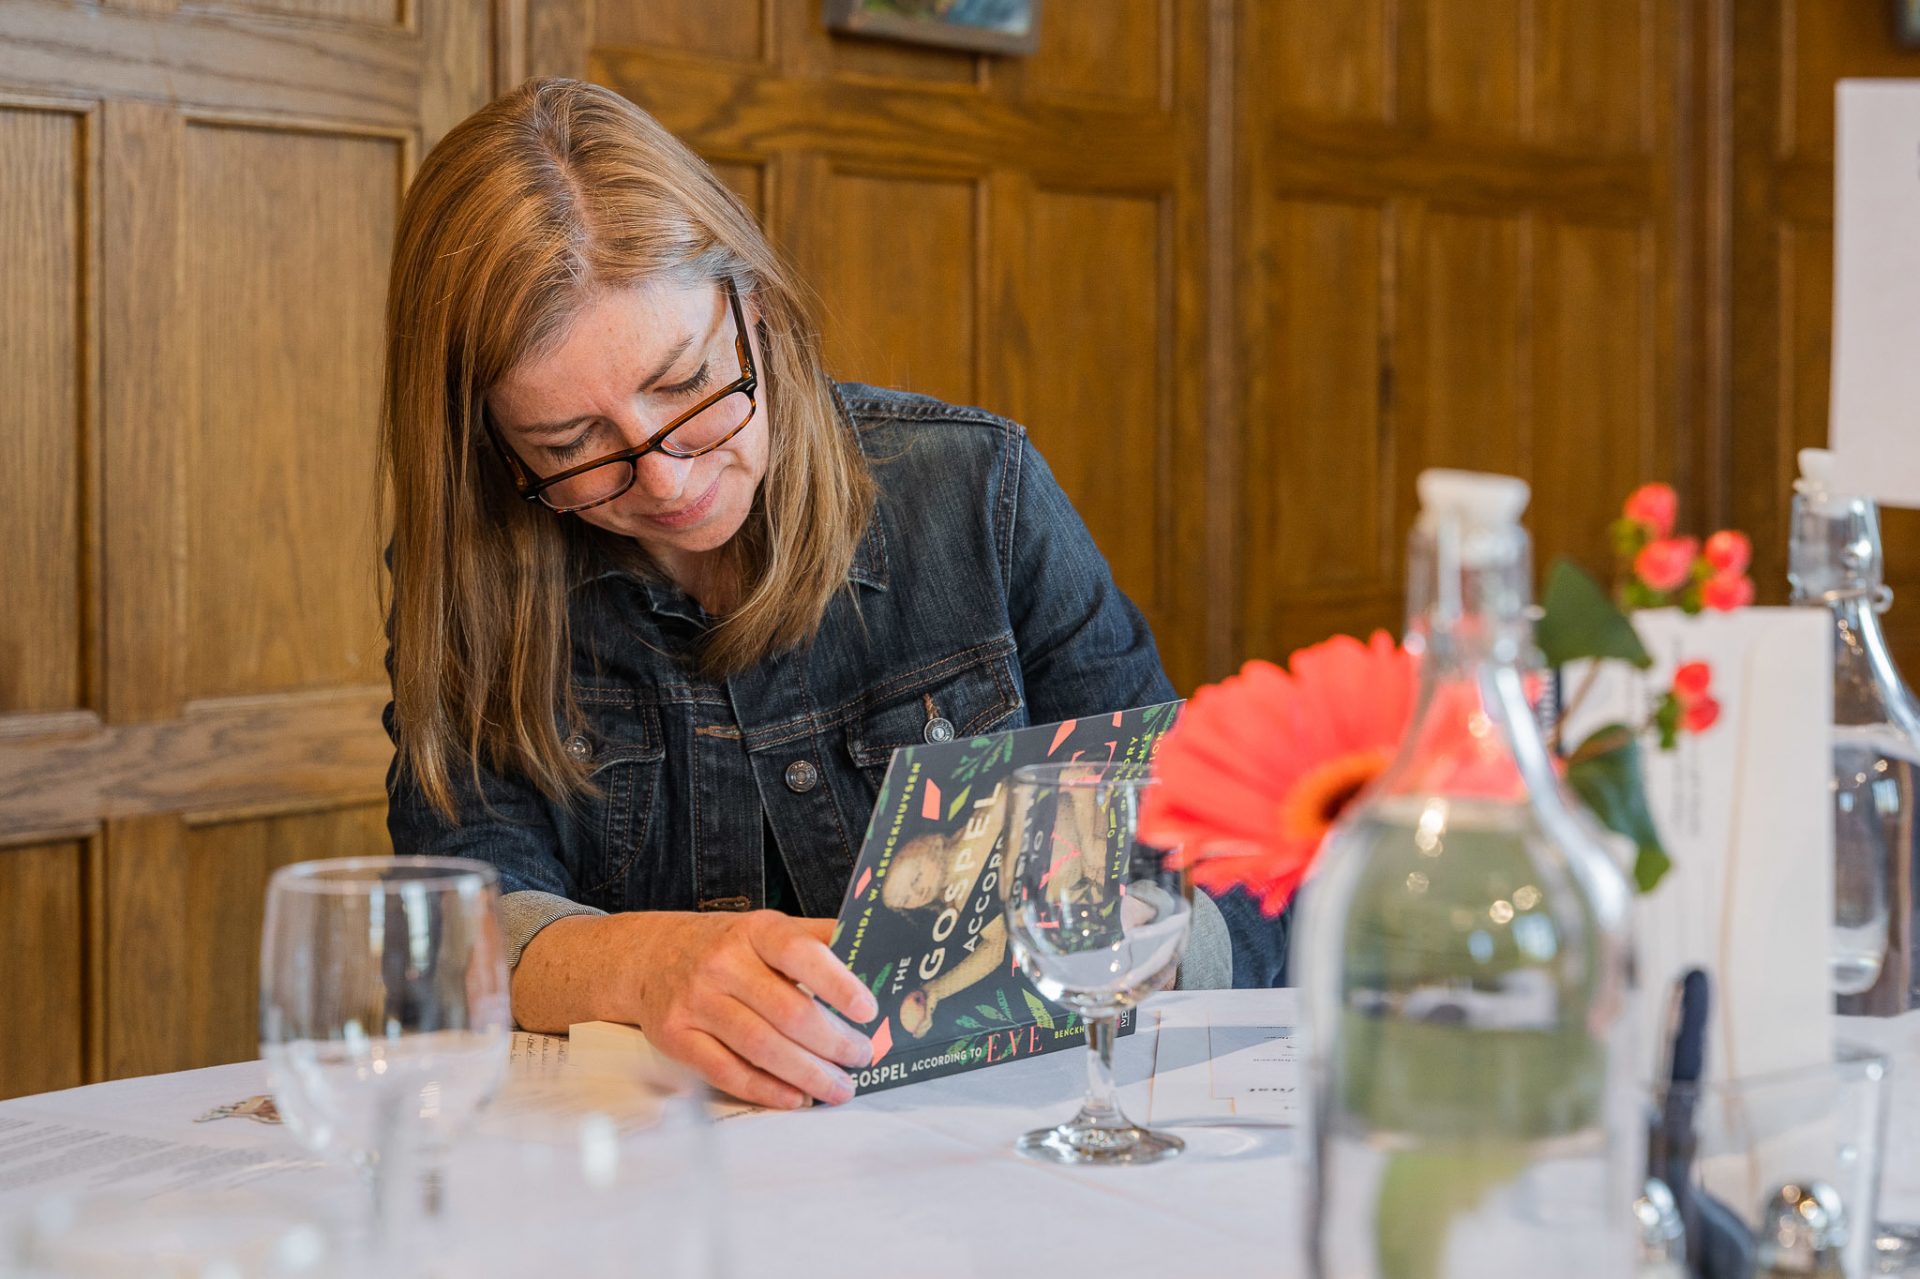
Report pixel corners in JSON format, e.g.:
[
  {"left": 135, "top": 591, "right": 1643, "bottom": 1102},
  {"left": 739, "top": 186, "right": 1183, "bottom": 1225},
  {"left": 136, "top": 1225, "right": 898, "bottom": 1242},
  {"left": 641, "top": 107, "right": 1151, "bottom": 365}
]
[{"left": 516, "top": 910, "right": 877, "bottom": 1110}]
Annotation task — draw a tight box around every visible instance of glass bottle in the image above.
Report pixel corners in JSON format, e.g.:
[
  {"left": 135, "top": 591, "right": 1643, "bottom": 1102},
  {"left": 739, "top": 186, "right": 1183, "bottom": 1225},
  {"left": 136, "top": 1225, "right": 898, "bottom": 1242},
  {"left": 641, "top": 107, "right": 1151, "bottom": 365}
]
[
  {"left": 1789, "top": 447, "right": 1920, "bottom": 1014},
  {"left": 1294, "top": 469, "right": 1637, "bottom": 1279}
]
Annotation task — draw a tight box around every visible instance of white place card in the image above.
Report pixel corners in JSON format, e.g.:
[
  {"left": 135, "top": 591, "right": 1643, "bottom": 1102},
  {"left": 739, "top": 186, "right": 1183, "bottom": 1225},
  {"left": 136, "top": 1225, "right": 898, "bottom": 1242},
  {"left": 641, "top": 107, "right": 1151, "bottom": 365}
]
[
  {"left": 1563, "top": 608, "right": 1835, "bottom": 1083},
  {"left": 1830, "top": 80, "right": 1920, "bottom": 507}
]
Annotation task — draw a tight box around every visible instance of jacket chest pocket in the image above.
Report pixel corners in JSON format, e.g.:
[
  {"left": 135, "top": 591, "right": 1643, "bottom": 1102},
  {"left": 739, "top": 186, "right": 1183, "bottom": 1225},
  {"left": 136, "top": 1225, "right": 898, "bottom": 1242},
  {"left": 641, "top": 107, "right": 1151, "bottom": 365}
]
[
  {"left": 567, "top": 689, "right": 666, "bottom": 904},
  {"left": 845, "top": 646, "right": 1024, "bottom": 792}
]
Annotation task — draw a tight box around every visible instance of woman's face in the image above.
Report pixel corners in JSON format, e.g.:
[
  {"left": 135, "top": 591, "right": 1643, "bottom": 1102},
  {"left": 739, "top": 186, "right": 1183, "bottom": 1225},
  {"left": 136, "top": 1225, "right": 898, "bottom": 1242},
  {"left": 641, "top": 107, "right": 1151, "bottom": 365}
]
[{"left": 486, "top": 281, "right": 768, "bottom": 576}]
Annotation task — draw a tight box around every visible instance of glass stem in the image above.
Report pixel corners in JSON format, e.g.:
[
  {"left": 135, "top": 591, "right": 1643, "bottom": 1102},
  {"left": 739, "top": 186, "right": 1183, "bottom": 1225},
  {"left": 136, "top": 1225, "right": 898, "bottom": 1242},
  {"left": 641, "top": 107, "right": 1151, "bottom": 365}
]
[{"left": 1079, "top": 1013, "right": 1126, "bottom": 1130}]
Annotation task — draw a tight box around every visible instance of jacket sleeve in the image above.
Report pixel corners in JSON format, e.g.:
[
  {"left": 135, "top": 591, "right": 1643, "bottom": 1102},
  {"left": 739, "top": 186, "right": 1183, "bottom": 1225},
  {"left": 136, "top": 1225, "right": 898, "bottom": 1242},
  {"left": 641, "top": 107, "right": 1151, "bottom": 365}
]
[
  {"left": 383, "top": 699, "right": 604, "bottom": 968},
  {"left": 1002, "top": 433, "right": 1177, "bottom": 721}
]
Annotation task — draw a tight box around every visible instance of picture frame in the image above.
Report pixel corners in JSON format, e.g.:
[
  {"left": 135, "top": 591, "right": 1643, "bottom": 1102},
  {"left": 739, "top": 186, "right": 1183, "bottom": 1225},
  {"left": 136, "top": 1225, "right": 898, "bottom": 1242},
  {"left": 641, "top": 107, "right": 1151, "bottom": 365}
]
[
  {"left": 823, "top": 0, "right": 1041, "bottom": 57},
  {"left": 1898, "top": 0, "right": 1920, "bottom": 49}
]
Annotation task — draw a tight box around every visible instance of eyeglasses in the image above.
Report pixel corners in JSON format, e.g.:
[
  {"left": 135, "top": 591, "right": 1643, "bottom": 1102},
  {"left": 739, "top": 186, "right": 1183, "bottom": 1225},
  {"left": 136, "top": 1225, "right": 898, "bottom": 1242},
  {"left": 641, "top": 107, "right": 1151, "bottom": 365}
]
[{"left": 484, "top": 280, "right": 759, "bottom": 514}]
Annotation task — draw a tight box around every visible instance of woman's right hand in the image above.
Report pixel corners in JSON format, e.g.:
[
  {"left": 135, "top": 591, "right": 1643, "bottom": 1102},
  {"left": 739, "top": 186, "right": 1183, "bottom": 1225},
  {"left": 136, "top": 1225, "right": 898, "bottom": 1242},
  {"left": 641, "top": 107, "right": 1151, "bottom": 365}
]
[{"left": 516, "top": 910, "right": 877, "bottom": 1110}]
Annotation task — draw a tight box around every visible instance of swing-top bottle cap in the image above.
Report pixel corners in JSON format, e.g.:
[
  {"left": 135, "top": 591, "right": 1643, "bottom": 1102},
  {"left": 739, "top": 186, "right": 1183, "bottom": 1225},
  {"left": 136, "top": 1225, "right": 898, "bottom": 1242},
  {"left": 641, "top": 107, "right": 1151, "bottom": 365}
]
[
  {"left": 1796, "top": 448, "right": 1859, "bottom": 516},
  {"left": 1416, "top": 469, "right": 1531, "bottom": 531}
]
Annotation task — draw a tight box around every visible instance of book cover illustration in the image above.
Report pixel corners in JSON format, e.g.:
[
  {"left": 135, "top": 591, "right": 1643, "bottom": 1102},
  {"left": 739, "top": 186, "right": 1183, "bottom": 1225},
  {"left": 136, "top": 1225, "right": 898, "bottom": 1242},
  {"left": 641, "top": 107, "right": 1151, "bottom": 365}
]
[{"left": 831, "top": 701, "right": 1182, "bottom": 1095}]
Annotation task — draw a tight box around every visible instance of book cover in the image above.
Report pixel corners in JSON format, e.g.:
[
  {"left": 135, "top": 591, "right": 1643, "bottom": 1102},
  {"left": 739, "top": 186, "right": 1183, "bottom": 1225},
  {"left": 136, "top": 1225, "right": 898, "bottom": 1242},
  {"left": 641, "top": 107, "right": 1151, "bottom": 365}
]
[{"left": 830, "top": 701, "right": 1182, "bottom": 1095}]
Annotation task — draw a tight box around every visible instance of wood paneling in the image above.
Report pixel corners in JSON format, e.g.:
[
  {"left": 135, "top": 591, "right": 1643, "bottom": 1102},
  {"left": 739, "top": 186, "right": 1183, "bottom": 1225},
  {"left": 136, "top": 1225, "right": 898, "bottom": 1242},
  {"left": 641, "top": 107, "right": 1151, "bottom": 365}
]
[
  {"left": 1025, "top": 0, "right": 1164, "bottom": 108},
  {"left": 1728, "top": 1, "right": 1920, "bottom": 679},
  {"left": 811, "top": 169, "right": 978, "bottom": 408},
  {"left": 1239, "top": 0, "right": 1691, "bottom": 662},
  {"left": 104, "top": 805, "right": 388, "bottom": 1078},
  {"left": 191, "top": 0, "right": 403, "bottom": 28},
  {"left": 0, "top": 105, "right": 86, "bottom": 717},
  {"left": 595, "top": 0, "right": 764, "bottom": 64},
  {"left": 0, "top": 0, "right": 496, "bottom": 1096},
  {"left": 1019, "top": 188, "right": 1163, "bottom": 615},
  {"left": 182, "top": 123, "right": 397, "bottom": 701},
  {"left": 1260, "top": 0, "right": 1389, "bottom": 122},
  {"left": 0, "top": 841, "right": 85, "bottom": 1100},
  {"left": 1425, "top": 0, "right": 1526, "bottom": 140}
]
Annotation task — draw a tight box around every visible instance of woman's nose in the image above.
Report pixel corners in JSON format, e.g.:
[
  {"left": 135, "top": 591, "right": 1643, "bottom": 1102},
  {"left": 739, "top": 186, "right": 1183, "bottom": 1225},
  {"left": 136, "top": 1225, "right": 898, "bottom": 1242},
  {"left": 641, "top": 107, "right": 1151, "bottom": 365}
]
[{"left": 630, "top": 447, "right": 692, "bottom": 500}]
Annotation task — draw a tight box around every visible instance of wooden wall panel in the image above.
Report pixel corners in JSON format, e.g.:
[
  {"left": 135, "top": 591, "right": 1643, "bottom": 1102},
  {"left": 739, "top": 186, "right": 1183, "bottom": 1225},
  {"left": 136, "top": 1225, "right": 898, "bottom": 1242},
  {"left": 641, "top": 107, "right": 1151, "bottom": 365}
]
[
  {"left": 192, "top": 0, "right": 403, "bottom": 27},
  {"left": 1417, "top": 209, "right": 1528, "bottom": 479},
  {"left": 1534, "top": 0, "right": 1648, "bottom": 151},
  {"left": 1239, "top": 196, "right": 1389, "bottom": 659},
  {"left": 596, "top": 0, "right": 765, "bottom": 64},
  {"left": 104, "top": 805, "right": 388, "bottom": 1079},
  {"left": 1018, "top": 188, "right": 1162, "bottom": 615},
  {"left": 0, "top": 106, "right": 86, "bottom": 717},
  {"left": 1728, "top": 1, "right": 1920, "bottom": 680},
  {"left": 1240, "top": 0, "right": 1690, "bottom": 661},
  {"left": 1425, "top": 0, "right": 1525, "bottom": 140},
  {"left": 813, "top": 170, "right": 978, "bottom": 409},
  {"left": 0, "top": 841, "right": 85, "bottom": 1100},
  {"left": 0, "top": 0, "right": 495, "bottom": 1097},
  {"left": 1025, "top": 0, "right": 1163, "bottom": 108},
  {"left": 181, "top": 124, "right": 399, "bottom": 702},
  {"left": 1259, "top": 0, "right": 1389, "bottom": 122},
  {"left": 1533, "top": 219, "right": 1653, "bottom": 567}
]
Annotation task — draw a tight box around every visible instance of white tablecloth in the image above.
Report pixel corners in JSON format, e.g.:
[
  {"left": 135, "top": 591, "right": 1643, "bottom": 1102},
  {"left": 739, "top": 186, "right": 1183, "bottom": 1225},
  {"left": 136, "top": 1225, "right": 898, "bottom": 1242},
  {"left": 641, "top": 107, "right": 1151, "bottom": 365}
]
[{"left": 1, "top": 992, "right": 1914, "bottom": 1278}]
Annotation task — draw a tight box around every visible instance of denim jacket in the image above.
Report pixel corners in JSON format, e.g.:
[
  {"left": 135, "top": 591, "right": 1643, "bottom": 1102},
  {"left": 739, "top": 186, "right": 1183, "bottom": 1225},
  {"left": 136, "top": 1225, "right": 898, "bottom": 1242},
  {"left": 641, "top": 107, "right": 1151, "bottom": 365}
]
[{"left": 386, "top": 384, "right": 1283, "bottom": 986}]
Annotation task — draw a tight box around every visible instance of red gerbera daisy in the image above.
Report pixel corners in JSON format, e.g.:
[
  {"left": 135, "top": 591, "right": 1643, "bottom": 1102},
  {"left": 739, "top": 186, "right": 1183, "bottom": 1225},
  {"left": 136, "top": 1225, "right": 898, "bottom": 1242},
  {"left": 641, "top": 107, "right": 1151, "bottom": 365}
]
[{"left": 1139, "top": 631, "right": 1418, "bottom": 915}]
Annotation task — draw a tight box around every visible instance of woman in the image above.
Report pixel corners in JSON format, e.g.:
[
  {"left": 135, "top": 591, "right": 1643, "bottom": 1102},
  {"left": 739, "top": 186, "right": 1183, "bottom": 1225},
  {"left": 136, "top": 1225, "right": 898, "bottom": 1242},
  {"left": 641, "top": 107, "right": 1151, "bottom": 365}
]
[{"left": 382, "top": 78, "right": 1270, "bottom": 1113}]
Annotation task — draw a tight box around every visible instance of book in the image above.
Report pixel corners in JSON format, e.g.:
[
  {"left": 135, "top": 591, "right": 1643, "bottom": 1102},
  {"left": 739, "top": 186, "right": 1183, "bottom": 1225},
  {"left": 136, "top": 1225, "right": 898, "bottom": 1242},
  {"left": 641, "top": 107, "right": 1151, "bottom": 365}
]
[{"left": 829, "top": 701, "right": 1183, "bottom": 1095}]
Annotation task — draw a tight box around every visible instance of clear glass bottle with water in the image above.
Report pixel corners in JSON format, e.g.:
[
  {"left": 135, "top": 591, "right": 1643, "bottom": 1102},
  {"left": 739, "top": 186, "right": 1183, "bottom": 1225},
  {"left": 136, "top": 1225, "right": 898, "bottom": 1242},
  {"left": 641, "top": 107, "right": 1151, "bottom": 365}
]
[
  {"left": 1294, "top": 470, "right": 1637, "bottom": 1279},
  {"left": 1790, "top": 448, "right": 1920, "bottom": 1014}
]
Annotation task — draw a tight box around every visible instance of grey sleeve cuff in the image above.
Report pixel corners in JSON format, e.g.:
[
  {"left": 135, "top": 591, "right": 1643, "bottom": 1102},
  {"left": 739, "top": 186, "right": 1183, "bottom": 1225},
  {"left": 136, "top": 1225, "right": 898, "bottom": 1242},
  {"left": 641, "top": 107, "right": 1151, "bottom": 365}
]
[
  {"left": 1175, "top": 888, "right": 1233, "bottom": 991},
  {"left": 500, "top": 889, "right": 606, "bottom": 969}
]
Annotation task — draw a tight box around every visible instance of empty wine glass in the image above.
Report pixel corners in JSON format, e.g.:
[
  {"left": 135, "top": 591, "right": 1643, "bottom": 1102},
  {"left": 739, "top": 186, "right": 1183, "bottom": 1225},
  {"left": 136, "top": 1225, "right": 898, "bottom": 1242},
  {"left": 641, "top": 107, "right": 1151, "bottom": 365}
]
[
  {"left": 259, "top": 856, "right": 511, "bottom": 1262},
  {"left": 1004, "top": 762, "right": 1191, "bottom": 1165}
]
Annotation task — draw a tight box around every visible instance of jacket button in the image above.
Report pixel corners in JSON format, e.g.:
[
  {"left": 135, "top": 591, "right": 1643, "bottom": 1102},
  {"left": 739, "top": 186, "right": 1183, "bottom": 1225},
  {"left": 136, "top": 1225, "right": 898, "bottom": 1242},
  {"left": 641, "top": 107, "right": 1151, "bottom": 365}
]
[
  {"left": 924, "top": 716, "right": 955, "bottom": 744},
  {"left": 784, "top": 759, "right": 819, "bottom": 793},
  {"left": 564, "top": 734, "right": 593, "bottom": 763}
]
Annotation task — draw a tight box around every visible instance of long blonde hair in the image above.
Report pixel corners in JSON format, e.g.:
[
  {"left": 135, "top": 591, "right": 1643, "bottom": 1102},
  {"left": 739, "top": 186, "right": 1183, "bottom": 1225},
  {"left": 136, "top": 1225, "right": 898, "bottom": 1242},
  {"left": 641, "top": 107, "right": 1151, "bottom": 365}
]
[{"left": 381, "top": 77, "right": 875, "bottom": 820}]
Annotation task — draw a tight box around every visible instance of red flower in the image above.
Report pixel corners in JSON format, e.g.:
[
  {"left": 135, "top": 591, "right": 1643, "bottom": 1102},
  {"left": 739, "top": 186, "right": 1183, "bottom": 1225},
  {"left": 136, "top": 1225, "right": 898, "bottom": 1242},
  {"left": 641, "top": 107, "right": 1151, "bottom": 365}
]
[
  {"left": 1139, "top": 632, "right": 1417, "bottom": 915},
  {"left": 1673, "top": 661, "right": 1712, "bottom": 701},
  {"left": 1623, "top": 483, "right": 1678, "bottom": 539},
  {"left": 1634, "top": 537, "right": 1699, "bottom": 594},
  {"left": 1702, "top": 571, "right": 1754, "bottom": 612},
  {"left": 1704, "top": 530, "right": 1751, "bottom": 577},
  {"left": 1681, "top": 696, "right": 1721, "bottom": 734}
]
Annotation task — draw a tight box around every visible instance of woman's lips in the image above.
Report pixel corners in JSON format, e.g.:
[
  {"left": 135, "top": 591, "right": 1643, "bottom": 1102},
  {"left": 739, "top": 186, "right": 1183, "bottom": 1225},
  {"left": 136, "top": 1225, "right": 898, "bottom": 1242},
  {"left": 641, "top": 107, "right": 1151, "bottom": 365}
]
[{"left": 639, "top": 476, "right": 722, "bottom": 530}]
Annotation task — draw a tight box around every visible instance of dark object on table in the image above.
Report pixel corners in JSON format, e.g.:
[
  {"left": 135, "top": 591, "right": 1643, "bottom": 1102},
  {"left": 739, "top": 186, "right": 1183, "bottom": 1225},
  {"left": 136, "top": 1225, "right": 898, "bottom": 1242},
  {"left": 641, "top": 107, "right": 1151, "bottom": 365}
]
[
  {"left": 823, "top": 0, "right": 1040, "bottom": 56},
  {"left": 1648, "top": 969, "right": 1755, "bottom": 1279},
  {"left": 1896, "top": 0, "right": 1920, "bottom": 49},
  {"left": 1754, "top": 1180, "right": 1848, "bottom": 1277}
]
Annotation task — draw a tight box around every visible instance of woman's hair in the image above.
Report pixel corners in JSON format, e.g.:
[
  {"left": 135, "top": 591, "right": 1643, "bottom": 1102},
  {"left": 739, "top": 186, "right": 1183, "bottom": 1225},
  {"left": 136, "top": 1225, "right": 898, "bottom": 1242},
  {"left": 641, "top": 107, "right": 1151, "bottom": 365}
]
[{"left": 381, "top": 77, "right": 875, "bottom": 820}]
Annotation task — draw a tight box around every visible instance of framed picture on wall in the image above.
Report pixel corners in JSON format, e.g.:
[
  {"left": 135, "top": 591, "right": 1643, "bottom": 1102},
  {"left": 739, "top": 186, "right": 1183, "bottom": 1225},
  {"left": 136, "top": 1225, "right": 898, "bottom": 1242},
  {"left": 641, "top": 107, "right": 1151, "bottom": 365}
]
[
  {"left": 1899, "top": 0, "right": 1920, "bottom": 48},
  {"left": 823, "top": 0, "right": 1041, "bottom": 56}
]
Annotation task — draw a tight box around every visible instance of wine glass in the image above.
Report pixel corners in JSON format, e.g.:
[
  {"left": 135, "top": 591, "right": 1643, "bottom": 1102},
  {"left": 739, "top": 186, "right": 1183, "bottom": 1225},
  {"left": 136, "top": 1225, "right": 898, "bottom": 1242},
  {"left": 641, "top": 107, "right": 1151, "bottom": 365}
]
[
  {"left": 259, "top": 856, "right": 511, "bottom": 1261},
  {"left": 1004, "top": 762, "right": 1191, "bottom": 1165}
]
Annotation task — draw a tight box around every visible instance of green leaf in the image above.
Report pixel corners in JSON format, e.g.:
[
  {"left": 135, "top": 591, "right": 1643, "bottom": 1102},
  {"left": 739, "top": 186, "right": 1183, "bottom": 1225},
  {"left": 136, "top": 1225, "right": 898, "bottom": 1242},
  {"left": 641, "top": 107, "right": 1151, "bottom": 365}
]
[
  {"left": 1609, "top": 517, "right": 1647, "bottom": 559},
  {"left": 954, "top": 1016, "right": 981, "bottom": 1030},
  {"left": 976, "top": 1003, "right": 1006, "bottom": 1023},
  {"left": 1021, "top": 989, "right": 1057, "bottom": 1031},
  {"left": 868, "top": 961, "right": 892, "bottom": 997},
  {"left": 1536, "top": 557, "right": 1653, "bottom": 670},
  {"left": 945, "top": 784, "right": 973, "bottom": 822},
  {"left": 1654, "top": 694, "right": 1681, "bottom": 751},
  {"left": 1565, "top": 725, "right": 1671, "bottom": 893}
]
